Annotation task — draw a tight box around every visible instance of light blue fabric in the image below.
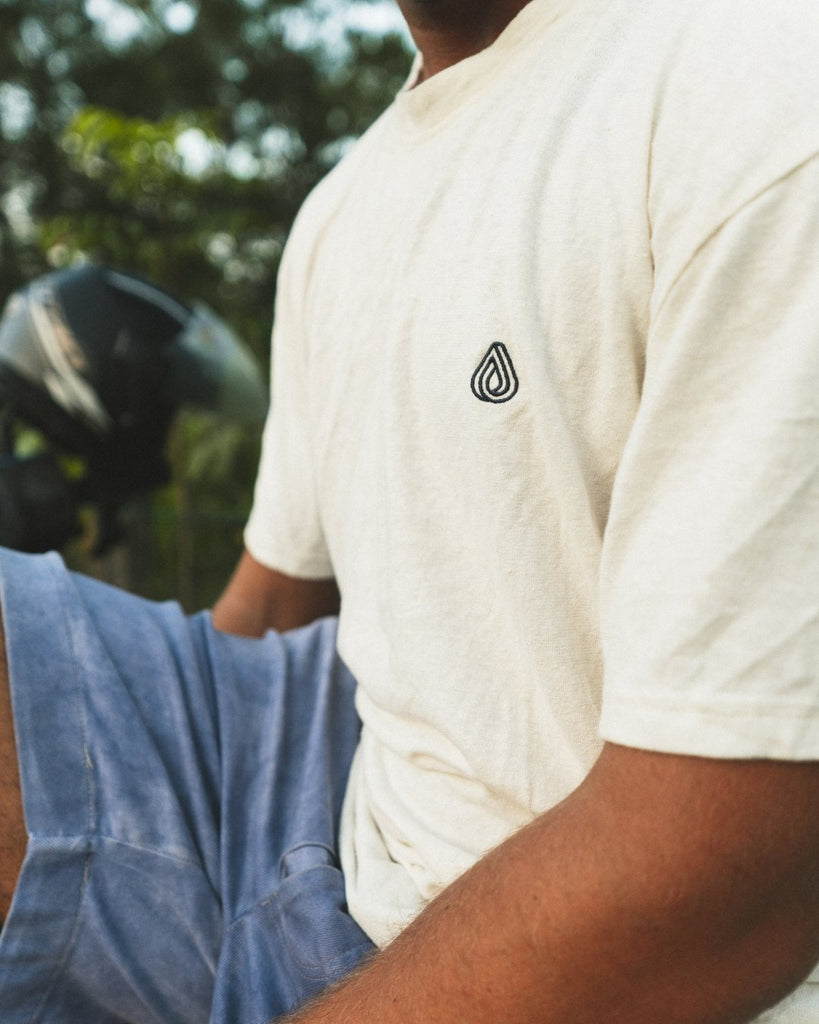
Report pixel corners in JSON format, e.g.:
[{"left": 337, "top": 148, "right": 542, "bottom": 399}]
[{"left": 0, "top": 548, "right": 374, "bottom": 1023}]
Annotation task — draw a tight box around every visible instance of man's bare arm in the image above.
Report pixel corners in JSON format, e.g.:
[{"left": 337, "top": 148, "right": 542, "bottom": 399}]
[
  {"left": 0, "top": 607, "right": 25, "bottom": 923},
  {"left": 289, "top": 743, "right": 819, "bottom": 1024},
  {"left": 212, "top": 549, "right": 340, "bottom": 636}
]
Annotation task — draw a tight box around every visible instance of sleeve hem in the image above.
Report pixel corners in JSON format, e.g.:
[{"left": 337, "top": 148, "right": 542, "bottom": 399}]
[
  {"left": 599, "top": 692, "right": 819, "bottom": 761},
  {"left": 244, "top": 527, "right": 335, "bottom": 581}
]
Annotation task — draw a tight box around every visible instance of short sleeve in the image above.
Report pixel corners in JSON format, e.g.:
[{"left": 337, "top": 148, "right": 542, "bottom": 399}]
[
  {"left": 244, "top": 232, "right": 334, "bottom": 579},
  {"left": 599, "top": 154, "right": 819, "bottom": 760}
]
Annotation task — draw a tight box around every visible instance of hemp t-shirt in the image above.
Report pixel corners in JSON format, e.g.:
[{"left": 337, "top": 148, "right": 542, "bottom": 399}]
[{"left": 246, "top": 0, "right": 819, "bottom": 1015}]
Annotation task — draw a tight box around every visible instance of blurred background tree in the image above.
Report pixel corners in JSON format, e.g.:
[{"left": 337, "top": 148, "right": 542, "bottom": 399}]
[{"left": 0, "top": 0, "right": 412, "bottom": 608}]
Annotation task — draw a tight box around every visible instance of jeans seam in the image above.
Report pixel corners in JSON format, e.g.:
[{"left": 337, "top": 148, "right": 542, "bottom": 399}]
[
  {"left": 28, "top": 558, "right": 95, "bottom": 1021},
  {"left": 55, "top": 562, "right": 97, "bottom": 838}
]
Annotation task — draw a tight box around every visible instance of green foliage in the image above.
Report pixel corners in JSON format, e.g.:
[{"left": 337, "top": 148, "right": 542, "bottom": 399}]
[{"left": 0, "top": 0, "right": 413, "bottom": 607}]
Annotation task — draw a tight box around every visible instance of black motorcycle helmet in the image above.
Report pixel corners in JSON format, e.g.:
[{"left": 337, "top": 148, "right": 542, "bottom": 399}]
[{"left": 0, "top": 264, "right": 268, "bottom": 553}]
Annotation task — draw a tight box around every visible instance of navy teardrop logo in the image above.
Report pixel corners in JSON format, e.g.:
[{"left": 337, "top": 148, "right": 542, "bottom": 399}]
[{"left": 470, "top": 342, "right": 519, "bottom": 403}]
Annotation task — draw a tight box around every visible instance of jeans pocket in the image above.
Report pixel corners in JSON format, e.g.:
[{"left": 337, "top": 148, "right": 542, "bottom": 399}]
[{"left": 273, "top": 843, "right": 374, "bottom": 1006}]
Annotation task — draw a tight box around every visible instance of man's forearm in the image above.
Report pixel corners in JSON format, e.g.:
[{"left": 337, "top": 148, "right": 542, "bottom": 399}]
[{"left": 286, "top": 744, "right": 819, "bottom": 1024}]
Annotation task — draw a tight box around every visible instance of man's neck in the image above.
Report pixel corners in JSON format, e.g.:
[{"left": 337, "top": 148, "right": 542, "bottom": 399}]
[{"left": 396, "top": 0, "right": 534, "bottom": 80}]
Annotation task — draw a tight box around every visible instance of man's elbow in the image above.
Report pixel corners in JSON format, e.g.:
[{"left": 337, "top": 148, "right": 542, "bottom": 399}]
[
  {"left": 576, "top": 745, "right": 819, "bottom": 1020},
  {"left": 714, "top": 868, "right": 819, "bottom": 1015}
]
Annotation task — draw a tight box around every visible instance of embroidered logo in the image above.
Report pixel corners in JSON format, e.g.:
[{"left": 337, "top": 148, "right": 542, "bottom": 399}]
[{"left": 470, "top": 342, "right": 519, "bottom": 404}]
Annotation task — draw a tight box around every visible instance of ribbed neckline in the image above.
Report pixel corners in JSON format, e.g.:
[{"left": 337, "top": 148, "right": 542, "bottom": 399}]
[{"left": 392, "top": 0, "right": 575, "bottom": 136}]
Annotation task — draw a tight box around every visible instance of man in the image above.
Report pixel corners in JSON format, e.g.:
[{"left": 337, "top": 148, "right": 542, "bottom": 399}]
[{"left": 4, "top": 0, "right": 819, "bottom": 1021}]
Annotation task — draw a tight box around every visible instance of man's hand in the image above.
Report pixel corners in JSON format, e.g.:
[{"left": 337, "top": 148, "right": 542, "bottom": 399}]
[
  {"left": 212, "top": 549, "right": 340, "bottom": 636},
  {"left": 287, "top": 743, "right": 819, "bottom": 1023}
]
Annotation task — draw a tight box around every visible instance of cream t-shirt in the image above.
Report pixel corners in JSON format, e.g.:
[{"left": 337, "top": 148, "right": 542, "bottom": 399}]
[{"left": 246, "top": 0, "right": 819, "bottom": 1015}]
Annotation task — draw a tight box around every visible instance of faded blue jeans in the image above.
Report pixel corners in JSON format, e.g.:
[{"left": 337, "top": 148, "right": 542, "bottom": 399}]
[{"left": 0, "top": 548, "right": 374, "bottom": 1022}]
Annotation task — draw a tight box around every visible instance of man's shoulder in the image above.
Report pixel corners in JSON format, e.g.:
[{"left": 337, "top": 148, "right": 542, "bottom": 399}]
[
  {"left": 624, "top": 0, "right": 819, "bottom": 282},
  {"left": 287, "top": 105, "right": 398, "bottom": 254},
  {"left": 630, "top": 0, "right": 819, "bottom": 42},
  {"left": 610, "top": 0, "right": 819, "bottom": 99}
]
